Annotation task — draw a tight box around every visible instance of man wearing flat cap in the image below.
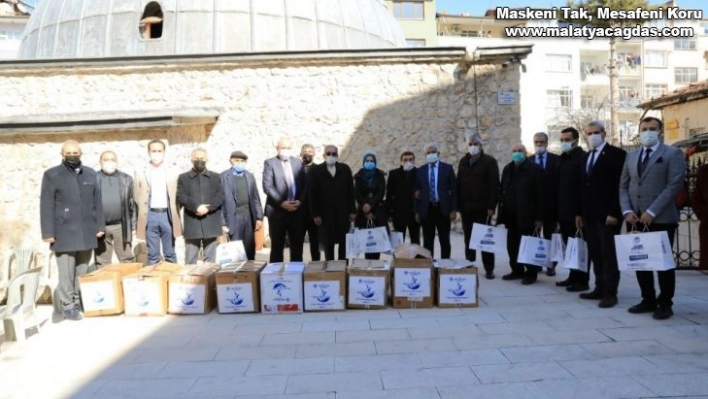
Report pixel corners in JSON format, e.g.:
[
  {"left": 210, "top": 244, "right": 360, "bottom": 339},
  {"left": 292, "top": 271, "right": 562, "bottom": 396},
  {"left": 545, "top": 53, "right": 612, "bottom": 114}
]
[{"left": 220, "top": 151, "right": 264, "bottom": 260}]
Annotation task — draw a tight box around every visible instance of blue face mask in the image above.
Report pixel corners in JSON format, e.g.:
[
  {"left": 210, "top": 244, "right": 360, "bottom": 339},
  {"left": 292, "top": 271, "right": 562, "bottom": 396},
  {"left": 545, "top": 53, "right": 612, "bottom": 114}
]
[
  {"left": 232, "top": 163, "right": 246, "bottom": 173},
  {"left": 363, "top": 161, "right": 376, "bottom": 170},
  {"left": 511, "top": 152, "right": 525, "bottom": 163}
]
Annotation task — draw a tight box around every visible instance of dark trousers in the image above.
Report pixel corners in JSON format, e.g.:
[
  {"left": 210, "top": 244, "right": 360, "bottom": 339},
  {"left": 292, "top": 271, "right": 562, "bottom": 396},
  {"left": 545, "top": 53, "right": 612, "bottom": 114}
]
[
  {"left": 393, "top": 218, "right": 420, "bottom": 245},
  {"left": 559, "top": 220, "right": 589, "bottom": 286},
  {"left": 185, "top": 237, "right": 218, "bottom": 264},
  {"left": 96, "top": 223, "right": 135, "bottom": 266},
  {"left": 506, "top": 222, "right": 538, "bottom": 275},
  {"left": 305, "top": 215, "right": 321, "bottom": 261},
  {"left": 56, "top": 250, "right": 92, "bottom": 311},
  {"left": 462, "top": 210, "right": 495, "bottom": 273},
  {"left": 324, "top": 234, "right": 346, "bottom": 261},
  {"left": 629, "top": 222, "right": 677, "bottom": 307},
  {"left": 422, "top": 204, "right": 451, "bottom": 259},
  {"left": 146, "top": 211, "right": 176, "bottom": 265},
  {"left": 268, "top": 212, "right": 305, "bottom": 263},
  {"left": 228, "top": 211, "right": 255, "bottom": 260},
  {"left": 586, "top": 220, "right": 622, "bottom": 297}
]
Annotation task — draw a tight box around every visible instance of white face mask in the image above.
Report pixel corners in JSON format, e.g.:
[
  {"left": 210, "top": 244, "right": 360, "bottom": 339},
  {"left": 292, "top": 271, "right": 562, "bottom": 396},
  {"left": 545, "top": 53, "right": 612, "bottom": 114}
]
[
  {"left": 326, "top": 156, "right": 338, "bottom": 165},
  {"left": 278, "top": 149, "right": 292, "bottom": 160},
  {"left": 560, "top": 141, "right": 574, "bottom": 153},
  {"left": 150, "top": 153, "right": 164, "bottom": 164},
  {"left": 101, "top": 161, "right": 117, "bottom": 174},
  {"left": 468, "top": 145, "right": 481, "bottom": 156},
  {"left": 587, "top": 133, "right": 604, "bottom": 149},
  {"left": 403, "top": 161, "right": 415, "bottom": 171},
  {"left": 426, "top": 153, "right": 439, "bottom": 164},
  {"left": 640, "top": 130, "right": 659, "bottom": 147},
  {"left": 534, "top": 146, "right": 546, "bottom": 155}
]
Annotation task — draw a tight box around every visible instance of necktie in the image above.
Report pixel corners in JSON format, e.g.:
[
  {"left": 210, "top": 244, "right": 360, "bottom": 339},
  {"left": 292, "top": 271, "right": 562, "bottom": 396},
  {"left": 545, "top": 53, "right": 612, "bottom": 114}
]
[
  {"left": 429, "top": 163, "right": 437, "bottom": 203},
  {"left": 283, "top": 160, "right": 295, "bottom": 201},
  {"left": 587, "top": 149, "right": 597, "bottom": 174},
  {"left": 536, "top": 154, "right": 544, "bottom": 169},
  {"left": 638, "top": 148, "right": 652, "bottom": 176}
]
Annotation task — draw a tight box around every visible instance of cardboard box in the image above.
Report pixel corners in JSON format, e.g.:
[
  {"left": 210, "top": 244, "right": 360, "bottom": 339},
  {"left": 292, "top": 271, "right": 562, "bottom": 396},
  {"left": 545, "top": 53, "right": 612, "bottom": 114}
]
[
  {"left": 150, "top": 262, "right": 183, "bottom": 273},
  {"left": 168, "top": 264, "right": 220, "bottom": 315},
  {"left": 122, "top": 269, "right": 175, "bottom": 317},
  {"left": 78, "top": 263, "right": 143, "bottom": 317},
  {"left": 99, "top": 263, "right": 143, "bottom": 275},
  {"left": 393, "top": 244, "right": 432, "bottom": 259},
  {"left": 347, "top": 259, "right": 390, "bottom": 310},
  {"left": 391, "top": 258, "right": 434, "bottom": 309},
  {"left": 215, "top": 261, "right": 266, "bottom": 313},
  {"left": 260, "top": 262, "right": 305, "bottom": 314},
  {"left": 303, "top": 260, "right": 347, "bottom": 311},
  {"left": 435, "top": 259, "right": 479, "bottom": 308}
]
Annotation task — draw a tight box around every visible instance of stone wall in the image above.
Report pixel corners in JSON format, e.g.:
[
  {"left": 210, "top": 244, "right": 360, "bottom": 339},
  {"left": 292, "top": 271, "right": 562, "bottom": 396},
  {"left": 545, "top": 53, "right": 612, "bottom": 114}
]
[{"left": 0, "top": 52, "right": 522, "bottom": 260}]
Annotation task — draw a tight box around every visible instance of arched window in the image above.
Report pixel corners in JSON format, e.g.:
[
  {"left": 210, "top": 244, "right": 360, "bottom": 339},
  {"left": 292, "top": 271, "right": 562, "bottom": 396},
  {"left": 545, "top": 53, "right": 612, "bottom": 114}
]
[{"left": 139, "top": 2, "right": 163, "bottom": 39}]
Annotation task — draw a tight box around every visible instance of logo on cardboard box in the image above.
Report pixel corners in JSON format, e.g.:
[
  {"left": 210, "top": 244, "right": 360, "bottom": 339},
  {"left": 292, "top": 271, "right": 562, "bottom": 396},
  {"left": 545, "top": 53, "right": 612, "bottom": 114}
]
[
  {"left": 225, "top": 286, "right": 246, "bottom": 306},
  {"left": 403, "top": 270, "right": 422, "bottom": 291},
  {"left": 448, "top": 277, "right": 467, "bottom": 297},
  {"left": 311, "top": 283, "right": 332, "bottom": 303},
  {"left": 357, "top": 278, "right": 377, "bottom": 299}
]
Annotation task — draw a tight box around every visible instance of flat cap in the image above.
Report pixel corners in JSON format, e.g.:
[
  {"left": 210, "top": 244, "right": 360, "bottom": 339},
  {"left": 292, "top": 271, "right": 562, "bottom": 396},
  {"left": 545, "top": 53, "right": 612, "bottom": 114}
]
[{"left": 230, "top": 151, "right": 248, "bottom": 160}]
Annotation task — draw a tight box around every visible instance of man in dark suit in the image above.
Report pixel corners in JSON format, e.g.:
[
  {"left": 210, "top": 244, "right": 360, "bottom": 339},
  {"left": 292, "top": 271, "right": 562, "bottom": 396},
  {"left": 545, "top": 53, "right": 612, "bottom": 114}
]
[
  {"left": 263, "top": 137, "right": 307, "bottom": 263},
  {"left": 498, "top": 143, "right": 545, "bottom": 285},
  {"left": 177, "top": 148, "right": 225, "bottom": 264},
  {"left": 300, "top": 143, "right": 321, "bottom": 261},
  {"left": 220, "top": 151, "right": 263, "bottom": 260},
  {"left": 579, "top": 121, "right": 627, "bottom": 309},
  {"left": 530, "top": 132, "right": 561, "bottom": 276},
  {"left": 40, "top": 140, "right": 105, "bottom": 320},
  {"left": 414, "top": 142, "right": 458, "bottom": 259},
  {"left": 386, "top": 151, "right": 420, "bottom": 244},
  {"left": 620, "top": 116, "right": 686, "bottom": 320},
  {"left": 554, "top": 127, "right": 589, "bottom": 291}
]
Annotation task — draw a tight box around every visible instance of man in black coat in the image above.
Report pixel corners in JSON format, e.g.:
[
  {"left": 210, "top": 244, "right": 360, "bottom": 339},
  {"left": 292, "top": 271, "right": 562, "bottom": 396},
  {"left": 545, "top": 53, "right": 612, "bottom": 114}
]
[
  {"left": 498, "top": 143, "right": 545, "bottom": 285},
  {"left": 554, "top": 127, "right": 589, "bottom": 291},
  {"left": 309, "top": 145, "right": 356, "bottom": 260},
  {"left": 386, "top": 151, "right": 420, "bottom": 245},
  {"left": 300, "top": 143, "right": 321, "bottom": 261},
  {"left": 177, "top": 148, "right": 225, "bottom": 264},
  {"left": 95, "top": 150, "right": 137, "bottom": 266},
  {"left": 579, "top": 121, "right": 627, "bottom": 309},
  {"left": 529, "top": 132, "right": 561, "bottom": 276},
  {"left": 40, "top": 140, "right": 105, "bottom": 320},
  {"left": 220, "top": 151, "right": 263, "bottom": 261}
]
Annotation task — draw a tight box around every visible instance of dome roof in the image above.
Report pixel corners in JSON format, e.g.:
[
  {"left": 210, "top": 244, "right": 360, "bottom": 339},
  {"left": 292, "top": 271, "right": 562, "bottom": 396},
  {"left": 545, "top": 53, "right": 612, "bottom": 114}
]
[{"left": 19, "top": 0, "right": 406, "bottom": 59}]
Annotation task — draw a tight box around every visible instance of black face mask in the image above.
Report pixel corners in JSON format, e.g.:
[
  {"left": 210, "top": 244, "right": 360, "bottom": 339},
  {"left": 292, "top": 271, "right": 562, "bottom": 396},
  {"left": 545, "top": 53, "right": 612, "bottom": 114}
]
[
  {"left": 301, "top": 154, "right": 313, "bottom": 165},
  {"left": 193, "top": 160, "right": 207, "bottom": 173},
  {"left": 64, "top": 155, "right": 81, "bottom": 168}
]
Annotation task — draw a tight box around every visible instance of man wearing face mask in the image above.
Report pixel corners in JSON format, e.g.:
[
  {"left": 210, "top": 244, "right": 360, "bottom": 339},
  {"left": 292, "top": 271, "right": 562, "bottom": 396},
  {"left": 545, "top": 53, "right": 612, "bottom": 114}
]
[
  {"left": 414, "top": 142, "right": 458, "bottom": 259},
  {"left": 620, "top": 117, "right": 685, "bottom": 320},
  {"left": 220, "top": 151, "right": 263, "bottom": 261},
  {"left": 308, "top": 145, "right": 356, "bottom": 260},
  {"left": 300, "top": 143, "right": 321, "bottom": 261},
  {"left": 555, "top": 127, "right": 589, "bottom": 291},
  {"left": 529, "top": 132, "right": 561, "bottom": 276},
  {"left": 386, "top": 151, "right": 420, "bottom": 245},
  {"left": 579, "top": 121, "right": 626, "bottom": 309},
  {"left": 95, "top": 150, "right": 136, "bottom": 266},
  {"left": 497, "top": 143, "right": 545, "bottom": 284},
  {"left": 263, "top": 137, "right": 307, "bottom": 263},
  {"left": 457, "top": 132, "right": 500, "bottom": 279},
  {"left": 177, "top": 148, "right": 225, "bottom": 264},
  {"left": 40, "top": 140, "right": 105, "bottom": 320},
  {"left": 134, "top": 140, "right": 182, "bottom": 265}
]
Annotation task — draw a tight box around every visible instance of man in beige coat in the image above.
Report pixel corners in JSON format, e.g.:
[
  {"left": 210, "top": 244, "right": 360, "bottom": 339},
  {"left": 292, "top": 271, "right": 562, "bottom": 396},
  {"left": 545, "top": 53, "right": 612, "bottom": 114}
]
[{"left": 134, "top": 140, "right": 182, "bottom": 265}]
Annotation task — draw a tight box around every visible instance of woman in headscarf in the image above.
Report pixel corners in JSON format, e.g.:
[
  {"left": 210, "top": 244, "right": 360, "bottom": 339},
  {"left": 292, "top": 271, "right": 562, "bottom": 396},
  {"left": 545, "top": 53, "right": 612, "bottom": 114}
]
[{"left": 354, "top": 151, "right": 388, "bottom": 260}]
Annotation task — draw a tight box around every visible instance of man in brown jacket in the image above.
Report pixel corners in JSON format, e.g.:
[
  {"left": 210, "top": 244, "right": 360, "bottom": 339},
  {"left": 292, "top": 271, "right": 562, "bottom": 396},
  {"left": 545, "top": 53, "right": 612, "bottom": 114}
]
[
  {"left": 133, "top": 140, "right": 182, "bottom": 265},
  {"left": 457, "top": 131, "right": 500, "bottom": 279}
]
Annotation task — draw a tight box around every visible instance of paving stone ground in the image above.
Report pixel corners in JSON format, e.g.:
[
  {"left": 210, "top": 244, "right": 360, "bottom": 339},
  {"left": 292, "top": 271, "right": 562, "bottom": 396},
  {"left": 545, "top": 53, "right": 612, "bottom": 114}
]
[{"left": 2, "top": 232, "right": 708, "bottom": 399}]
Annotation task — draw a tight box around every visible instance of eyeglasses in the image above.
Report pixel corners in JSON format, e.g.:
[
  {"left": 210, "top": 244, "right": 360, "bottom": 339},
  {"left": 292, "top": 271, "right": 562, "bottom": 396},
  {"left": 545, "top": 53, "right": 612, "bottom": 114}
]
[{"left": 325, "top": 152, "right": 337, "bottom": 156}]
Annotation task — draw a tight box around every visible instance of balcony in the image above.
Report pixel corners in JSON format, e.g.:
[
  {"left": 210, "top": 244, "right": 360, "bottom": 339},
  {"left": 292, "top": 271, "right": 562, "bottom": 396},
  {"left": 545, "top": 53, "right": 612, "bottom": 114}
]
[{"left": 617, "top": 65, "right": 641, "bottom": 77}]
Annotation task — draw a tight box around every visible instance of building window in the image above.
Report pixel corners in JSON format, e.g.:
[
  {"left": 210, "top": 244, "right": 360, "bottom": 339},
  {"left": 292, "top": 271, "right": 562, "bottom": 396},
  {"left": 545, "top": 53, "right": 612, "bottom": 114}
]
[
  {"left": 580, "top": 95, "right": 596, "bottom": 109},
  {"left": 392, "top": 1, "right": 424, "bottom": 20},
  {"left": 0, "top": 31, "right": 22, "bottom": 41},
  {"left": 545, "top": 54, "right": 572, "bottom": 72},
  {"left": 644, "top": 50, "right": 667, "bottom": 68},
  {"left": 645, "top": 19, "right": 668, "bottom": 30},
  {"left": 675, "top": 67, "right": 698, "bottom": 84},
  {"left": 674, "top": 37, "right": 696, "bottom": 51},
  {"left": 139, "top": 1, "right": 163, "bottom": 39},
  {"left": 645, "top": 84, "right": 667, "bottom": 99},
  {"left": 547, "top": 89, "right": 573, "bottom": 108},
  {"left": 405, "top": 39, "right": 426, "bottom": 47}
]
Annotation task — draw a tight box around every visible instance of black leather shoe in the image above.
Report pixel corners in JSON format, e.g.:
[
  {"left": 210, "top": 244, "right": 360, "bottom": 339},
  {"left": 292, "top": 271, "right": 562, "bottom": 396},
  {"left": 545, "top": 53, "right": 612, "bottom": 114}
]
[
  {"left": 521, "top": 274, "right": 537, "bottom": 285},
  {"left": 579, "top": 291, "right": 603, "bottom": 300},
  {"left": 598, "top": 297, "right": 618, "bottom": 308},
  {"left": 63, "top": 308, "right": 83, "bottom": 321},
  {"left": 502, "top": 272, "right": 524, "bottom": 281},
  {"left": 555, "top": 278, "right": 572, "bottom": 287},
  {"left": 628, "top": 301, "right": 657, "bottom": 314},
  {"left": 485, "top": 272, "right": 495, "bottom": 280},
  {"left": 546, "top": 268, "right": 556, "bottom": 276},
  {"left": 653, "top": 306, "right": 674, "bottom": 320},
  {"left": 566, "top": 285, "right": 590, "bottom": 292}
]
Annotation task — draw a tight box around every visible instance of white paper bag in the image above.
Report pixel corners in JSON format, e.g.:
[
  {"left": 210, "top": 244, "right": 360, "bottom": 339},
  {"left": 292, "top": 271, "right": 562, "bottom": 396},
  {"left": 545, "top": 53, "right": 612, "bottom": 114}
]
[
  {"left": 517, "top": 235, "right": 551, "bottom": 268},
  {"left": 469, "top": 223, "right": 508, "bottom": 255},
  {"left": 615, "top": 231, "right": 675, "bottom": 271},
  {"left": 215, "top": 240, "right": 247, "bottom": 266},
  {"left": 355, "top": 226, "right": 392, "bottom": 254},
  {"left": 346, "top": 232, "right": 360, "bottom": 259},
  {"left": 389, "top": 231, "right": 404, "bottom": 251},
  {"left": 550, "top": 233, "right": 565, "bottom": 262},
  {"left": 562, "top": 237, "right": 589, "bottom": 272}
]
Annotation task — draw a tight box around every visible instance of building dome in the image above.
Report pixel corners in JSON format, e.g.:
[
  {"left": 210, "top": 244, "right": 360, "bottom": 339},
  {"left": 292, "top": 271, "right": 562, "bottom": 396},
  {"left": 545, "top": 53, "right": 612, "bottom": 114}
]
[{"left": 19, "top": 0, "right": 406, "bottom": 59}]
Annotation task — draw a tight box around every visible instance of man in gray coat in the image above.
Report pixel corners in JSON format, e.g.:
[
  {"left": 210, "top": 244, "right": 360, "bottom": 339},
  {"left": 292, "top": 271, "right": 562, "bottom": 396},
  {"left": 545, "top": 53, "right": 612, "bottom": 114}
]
[
  {"left": 40, "top": 140, "right": 105, "bottom": 320},
  {"left": 620, "top": 116, "right": 686, "bottom": 320}
]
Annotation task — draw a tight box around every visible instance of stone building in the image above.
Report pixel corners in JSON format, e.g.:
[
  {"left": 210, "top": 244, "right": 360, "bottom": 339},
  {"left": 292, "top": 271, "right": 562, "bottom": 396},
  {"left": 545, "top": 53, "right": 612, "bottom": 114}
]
[{"left": 0, "top": 0, "right": 531, "bottom": 261}]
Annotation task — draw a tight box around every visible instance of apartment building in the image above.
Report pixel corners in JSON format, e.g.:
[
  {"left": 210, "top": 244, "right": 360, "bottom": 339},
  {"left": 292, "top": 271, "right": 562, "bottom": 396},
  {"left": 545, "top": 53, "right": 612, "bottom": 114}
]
[{"left": 385, "top": 0, "right": 437, "bottom": 47}]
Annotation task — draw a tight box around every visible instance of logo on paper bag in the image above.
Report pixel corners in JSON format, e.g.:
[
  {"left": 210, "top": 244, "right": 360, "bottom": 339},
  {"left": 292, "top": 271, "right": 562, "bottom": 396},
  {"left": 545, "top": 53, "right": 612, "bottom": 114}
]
[
  {"left": 365, "top": 231, "right": 376, "bottom": 248},
  {"left": 535, "top": 240, "right": 547, "bottom": 260},
  {"left": 92, "top": 290, "right": 105, "bottom": 304},
  {"left": 403, "top": 270, "right": 422, "bottom": 291},
  {"left": 481, "top": 227, "right": 496, "bottom": 245},
  {"left": 312, "top": 283, "right": 332, "bottom": 303},
  {"left": 629, "top": 236, "right": 649, "bottom": 261}
]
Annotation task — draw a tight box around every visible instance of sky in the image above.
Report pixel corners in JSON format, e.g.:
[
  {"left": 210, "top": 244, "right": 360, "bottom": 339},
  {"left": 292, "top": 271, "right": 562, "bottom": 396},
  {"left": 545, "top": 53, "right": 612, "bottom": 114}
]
[{"left": 437, "top": 0, "right": 708, "bottom": 16}]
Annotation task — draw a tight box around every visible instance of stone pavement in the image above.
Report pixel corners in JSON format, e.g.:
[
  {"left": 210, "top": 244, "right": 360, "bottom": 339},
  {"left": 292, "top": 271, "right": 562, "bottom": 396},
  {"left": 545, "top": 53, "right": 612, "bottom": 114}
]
[{"left": 1, "top": 232, "right": 708, "bottom": 399}]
